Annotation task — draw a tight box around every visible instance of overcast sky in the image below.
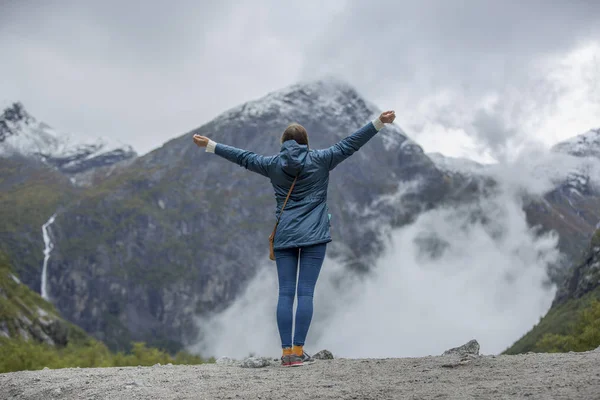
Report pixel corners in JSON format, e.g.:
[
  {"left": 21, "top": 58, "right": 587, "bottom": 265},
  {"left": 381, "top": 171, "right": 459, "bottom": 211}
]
[{"left": 1, "top": 0, "right": 600, "bottom": 161}]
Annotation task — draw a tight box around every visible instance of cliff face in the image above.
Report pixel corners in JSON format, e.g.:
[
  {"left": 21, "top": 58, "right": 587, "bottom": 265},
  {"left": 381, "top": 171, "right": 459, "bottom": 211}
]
[
  {"left": 552, "top": 229, "right": 600, "bottom": 306},
  {"left": 0, "top": 155, "right": 76, "bottom": 291},
  {"left": 504, "top": 229, "right": 600, "bottom": 354},
  {"left": 0, "top": 252, "right": 87, "bottom": 347}
]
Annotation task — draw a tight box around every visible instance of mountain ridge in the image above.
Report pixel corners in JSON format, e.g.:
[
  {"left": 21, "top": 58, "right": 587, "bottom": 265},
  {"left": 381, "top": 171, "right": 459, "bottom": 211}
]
[
  {"left": 1, "top": 77, "right": 600, "bottom": 355},
  {"left": 0, "top": 102, "right": 137, "bottom": 182},
  {"left": 40, "top": 78, "right": 448, "bottom": 351}
]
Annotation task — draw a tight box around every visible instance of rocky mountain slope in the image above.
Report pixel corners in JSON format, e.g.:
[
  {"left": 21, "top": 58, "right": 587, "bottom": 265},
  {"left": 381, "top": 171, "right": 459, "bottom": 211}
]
[
  {"left": 429, "top": 130, "right": 600, "bottom": 281},
  {"left": 0, "top": 156, "right": 76, "bottom": 291},
  {"left": 0, "top": 102, "right": 138, "bottom": 310},
  {"left": 0, "top": 251, "right": 89, "bottom": 347},
  {"left": 505, "top": 229, "right": 600, "bottom": 354},
  {"left": 2, "top": 78, "right": 599, "bottom": 356},
  {"left": 500, "top": 130, "right": 600, "bottom": 352},
  {"left": 553, "top": 229, "right": 600, "bottom": 306},
  {"left": 42, "top": 79, "right": 450, "bottom": 351},
  {"left": 0, "top": 102, "right": 137, "bottom": 185},
  {"left": 552, "top": 128, "right": 600, "bottom": 158},
  {"left": 0, "top": 251, "right": 209, "bottom": 374}
]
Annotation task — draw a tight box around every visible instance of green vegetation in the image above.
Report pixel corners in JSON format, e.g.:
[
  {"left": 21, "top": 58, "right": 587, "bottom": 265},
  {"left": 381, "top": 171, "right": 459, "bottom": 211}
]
[
  {"left": 0, "top": 158, "right": 210, "bottom": 352},
  {"left": 504, "top": 286, "right": 600, "bottom": 354},
  {"left": 0, "top": 339, "right": 209, "bottom": 373},
  {"left": 0, "top": 158, "right": 77, "bottom": 284},
  {"left": 0, "top": 252, "right": 85, "bottom": 343},
  {"left": 504, "top": 229, "right": 600, "bottom": 355},
  {"left": 536, "top": 299, "right": 600, "bottom": 352},
  {"left": 0, "top": 252, "right": 212, "bottom": 374}
]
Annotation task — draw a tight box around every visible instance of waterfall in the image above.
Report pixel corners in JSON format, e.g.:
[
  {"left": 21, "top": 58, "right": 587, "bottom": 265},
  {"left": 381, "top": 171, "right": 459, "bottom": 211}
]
[{"left": 41, "top": 213, "right": 57, "bottom": 300}]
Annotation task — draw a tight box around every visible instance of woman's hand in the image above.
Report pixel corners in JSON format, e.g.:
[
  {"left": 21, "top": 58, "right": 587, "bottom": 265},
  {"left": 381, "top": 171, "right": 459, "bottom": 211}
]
[
  {"left": 193, "top": 134, "right": 209, "bottom": 147},
  {"left": 379, "top": 110, "right": 396, "bottom": 124}
]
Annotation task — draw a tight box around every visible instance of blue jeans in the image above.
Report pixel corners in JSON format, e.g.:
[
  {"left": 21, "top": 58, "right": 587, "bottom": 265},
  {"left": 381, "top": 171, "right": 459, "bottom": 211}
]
[{"left": 274, "top": 243, "right": 326, "bottom": 349}]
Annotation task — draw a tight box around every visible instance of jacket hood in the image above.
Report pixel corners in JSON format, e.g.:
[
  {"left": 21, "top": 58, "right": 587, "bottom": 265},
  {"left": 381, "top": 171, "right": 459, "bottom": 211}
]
[{"left": 279, "top": 140, "right": 308, "bottom": 175}]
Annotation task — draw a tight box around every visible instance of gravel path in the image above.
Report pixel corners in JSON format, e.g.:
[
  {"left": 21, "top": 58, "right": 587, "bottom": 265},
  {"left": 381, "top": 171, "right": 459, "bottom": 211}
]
[{"left": 1, "top": 350, "right": 599, "bottom": 399}]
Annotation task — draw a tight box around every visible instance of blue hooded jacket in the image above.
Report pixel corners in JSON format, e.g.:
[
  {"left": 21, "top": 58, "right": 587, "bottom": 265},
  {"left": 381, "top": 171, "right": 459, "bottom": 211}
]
[{"left": 209, "top": 119, "right": 383, "bottom": 250}]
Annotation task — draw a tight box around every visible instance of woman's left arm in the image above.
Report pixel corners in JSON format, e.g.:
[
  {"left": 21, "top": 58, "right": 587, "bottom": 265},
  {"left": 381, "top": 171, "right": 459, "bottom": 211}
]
[{"left": 193, "top": 135, "right": 273, "bottom": 177}]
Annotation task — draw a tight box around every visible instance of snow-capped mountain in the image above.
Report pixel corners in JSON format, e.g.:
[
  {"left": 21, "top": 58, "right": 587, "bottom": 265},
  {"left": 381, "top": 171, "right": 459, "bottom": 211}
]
[
  {"left": 211, "top": 78, "right": 422, "bottom": 154},
  {"left": 0, "top": 102, "right": 136, "bottom": 175},
  {"left": 430, "top": 127, "right": 600, "bottom": 196},
  {"left": 551, "top": 128, "right": 600, "bottom": 159},
  {"left": 429, "top": 128, "right": 600, "bottom": 282},
  {"left": 34, "top": 78, "right": 446, "bottom": 350},
  {"left": 2, "top": 77, "right": 598, "bottom": 354},
  {"left": 547, "top": 128, "right": 600, "bottom": 198}
]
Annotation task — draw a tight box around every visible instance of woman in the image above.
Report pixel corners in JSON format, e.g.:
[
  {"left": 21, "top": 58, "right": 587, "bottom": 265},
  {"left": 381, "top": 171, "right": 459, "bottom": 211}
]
[{"left": 193, "top": 110, "right": 396, "bottom": 366}]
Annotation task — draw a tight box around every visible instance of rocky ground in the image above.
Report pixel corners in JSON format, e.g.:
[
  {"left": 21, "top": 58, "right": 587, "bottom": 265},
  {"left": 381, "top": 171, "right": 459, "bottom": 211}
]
[{"left": 1, "top": 343, "right": 599, "bottom": 399}]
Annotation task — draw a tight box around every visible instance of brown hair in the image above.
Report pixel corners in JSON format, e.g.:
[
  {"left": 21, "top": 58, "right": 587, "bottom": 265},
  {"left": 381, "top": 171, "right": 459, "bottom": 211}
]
[{"left": 281, "top": 123, "right": 309, "bottom": 146}]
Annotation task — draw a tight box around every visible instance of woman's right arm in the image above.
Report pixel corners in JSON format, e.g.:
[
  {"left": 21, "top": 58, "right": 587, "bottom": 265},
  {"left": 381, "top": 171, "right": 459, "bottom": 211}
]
[
  {"left": 317, "top": 110, "right": 395, "bottom": 171},
  {"left": 193, "top": 135, "right": 274, "bottom": 177}
]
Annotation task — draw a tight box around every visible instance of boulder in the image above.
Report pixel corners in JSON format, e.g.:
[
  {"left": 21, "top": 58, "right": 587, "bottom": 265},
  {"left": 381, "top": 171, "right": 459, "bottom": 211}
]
[
  {"left": 442, "top": 339, "right": 480, "bottom": 357},
  {"left": 215, "top": 357, "right": 237, "bottom": 366},
  {"left": 240, "top": 357, "right": 271, "bottom": 368},
  {"left": 313, "top": 350, "right": 334, "bottom": 360}
]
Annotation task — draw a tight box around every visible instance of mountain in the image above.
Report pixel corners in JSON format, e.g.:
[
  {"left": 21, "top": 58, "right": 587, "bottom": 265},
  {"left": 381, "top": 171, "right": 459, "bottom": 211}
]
[
  {"left": 504, "top": 229, "right": 600, "bottom": 354},
  {"left": 2, "top": 79, "right": 599, "bottom": 355},
  {"left": 0, "top": 102, "right": 138, "bottom": 297},
  {"left": 0, "top": 155, "right": 77, "bottom": 293},
  {"left": 426, "top": 153, "right": 485, "bottom": 177},
  {"left": 0, "top": 102, "right": 137, "bottom": 184},
  {"left": 429, "top": 131, "right": 600, "bottom": 281},
  {"left": 531, "top": 153, "right": 600, "bottom": 280},
  {"left": 552, "top": 128, "right": 600, "bottom": 158},
  {"left": 0, "top": 251, "right": 210, "bottom": 373},
  {"left": 553, "top": 229, "right": 600, "bottom": 306},
  {"left": 37, "top": 79, "right": 450, "bottom": 351},
  {"left": 428, "top": 139, "right": 600, "bottom": 355},
  {"left": 0, "top": 251, "right": 89, "bottom": 347}
]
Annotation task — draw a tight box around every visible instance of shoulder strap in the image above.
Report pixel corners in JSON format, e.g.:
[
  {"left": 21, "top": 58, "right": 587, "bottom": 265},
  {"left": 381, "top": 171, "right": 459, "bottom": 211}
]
[{"left": 276, "top": 176, "right": 298, "bottom": 225}]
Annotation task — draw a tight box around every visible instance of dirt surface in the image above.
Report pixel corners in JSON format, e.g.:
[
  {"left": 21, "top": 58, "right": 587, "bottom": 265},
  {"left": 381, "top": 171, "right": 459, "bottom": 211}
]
[{"left": 1, "top": 350, "right": 600, "bottom": 399}]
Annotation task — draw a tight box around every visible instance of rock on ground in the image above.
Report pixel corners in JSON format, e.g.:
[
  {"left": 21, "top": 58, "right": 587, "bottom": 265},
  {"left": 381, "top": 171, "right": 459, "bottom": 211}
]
[
  {"left": 240, "top": 357, "right": 272, "bottom": 368},
  {"left": 1, "top": 350, "right": 600, "bottom": 399},
  {"left": 442, "top": 339, "right": 480, "bottom": 357},
  {"left": 313, "top": 350, "right": 334, "bottom": 360},
  {"left": 215, "top": 357, "right": 237, "bottom": 366}
]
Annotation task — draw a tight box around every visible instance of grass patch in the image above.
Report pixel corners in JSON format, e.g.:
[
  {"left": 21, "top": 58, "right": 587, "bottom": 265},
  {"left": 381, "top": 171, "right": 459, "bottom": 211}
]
[
  {"left": 0, "top": 339, "right": 211, "bottom": 373},
  {"left": 503, "top": 286, "right": 600, "bottom": 354}
]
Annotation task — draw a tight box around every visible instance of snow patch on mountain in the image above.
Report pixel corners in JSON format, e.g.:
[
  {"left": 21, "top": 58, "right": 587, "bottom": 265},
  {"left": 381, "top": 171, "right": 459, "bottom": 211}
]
[
  {"left": 551, "top": 128, "right": 600, "bottom": 159},
  {"left": 427, "top": 152, "right": 487, "bottom": 176},
  {"left": 212, "top": 78, "right": 422, "bottom": 153},
  {"left": 0, "top": 102, "right": 136, "bottom": 174},
  {"left": 430, "top": 127, "right": 600, "bottom": 198},
  {"left": 216, "top": 79, "right": 358, "bottom": 123}
]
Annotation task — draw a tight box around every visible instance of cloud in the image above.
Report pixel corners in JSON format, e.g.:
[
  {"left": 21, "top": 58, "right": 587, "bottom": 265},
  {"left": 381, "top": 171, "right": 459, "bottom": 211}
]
[
  {"left": 191, "top": 175, "right": 560, "bottom": 358},
  {"left": 300, "top": 1, "right": 600, "bottom": 160},
  {"left": 1, "top": 1, "right": 599, "bottom": 158},
  {"left": 0, "top": 1, "right": 308, "bottom": 154},
  {"left": 301, "top": 0, "right": 600, "bottom": 89},
  {"left": 3, "top": 0, "right": 598, "bottom": 359}
]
